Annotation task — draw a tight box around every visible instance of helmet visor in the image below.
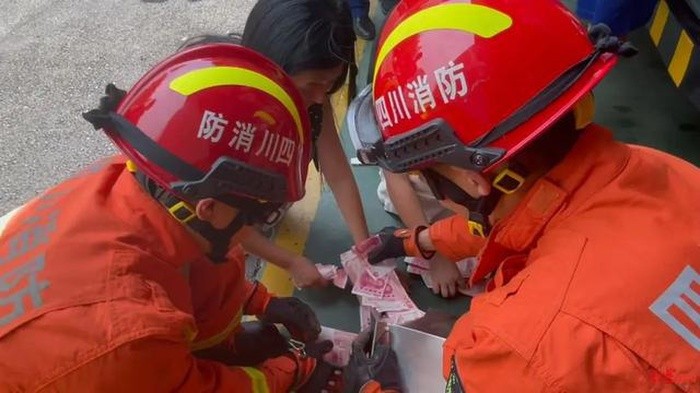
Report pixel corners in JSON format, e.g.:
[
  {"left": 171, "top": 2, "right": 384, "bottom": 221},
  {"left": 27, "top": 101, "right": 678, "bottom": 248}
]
[
  {"left": 170, "top": 156, "right": 288, "bottom": 203},
  {"left": 347, "top": 85, "right": 504, "bottom": 173}
]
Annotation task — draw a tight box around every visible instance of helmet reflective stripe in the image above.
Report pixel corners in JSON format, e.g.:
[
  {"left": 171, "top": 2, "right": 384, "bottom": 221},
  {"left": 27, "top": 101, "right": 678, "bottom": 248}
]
[
  {"left": 373, "top": 3, "right": 513, "bottom": 84},
  {"left": 169, "top": 66, "right": 305, "bottom": 143}
]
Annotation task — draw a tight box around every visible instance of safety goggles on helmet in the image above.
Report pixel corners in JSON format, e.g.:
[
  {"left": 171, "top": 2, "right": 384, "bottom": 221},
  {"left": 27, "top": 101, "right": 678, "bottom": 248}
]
[
  {"left": 101, "top": 112, "right": 289, "bottom": 204},
  {"left": 348, "top": 26, "right": 637, "bottom": 174},
  {"left": 349, "top": 85, "right": 504, "bottom": 173},
  {"left": 171, "top": 156, "right": 287, "bottom": 204}
]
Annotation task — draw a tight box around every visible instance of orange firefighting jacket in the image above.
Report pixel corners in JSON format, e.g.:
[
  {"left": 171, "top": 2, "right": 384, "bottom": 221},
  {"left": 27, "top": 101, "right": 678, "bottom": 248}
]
[
  {"left": 0, "top": 156, "right": 302, "bottom": 392},
  {"left": 443, "top": 125, "right": 700, "bottom": 391}
]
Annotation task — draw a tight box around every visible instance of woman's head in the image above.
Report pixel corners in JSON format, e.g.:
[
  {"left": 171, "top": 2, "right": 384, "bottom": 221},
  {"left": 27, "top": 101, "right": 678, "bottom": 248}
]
[{"left": 242, "top": 0, "right": 355, "bottom": 105}]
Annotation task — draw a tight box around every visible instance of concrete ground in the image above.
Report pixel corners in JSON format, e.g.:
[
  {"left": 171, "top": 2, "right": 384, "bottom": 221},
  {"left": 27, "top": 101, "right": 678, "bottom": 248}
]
[{"left": 0, "top": 0, "right": 254, "bottom": 215}]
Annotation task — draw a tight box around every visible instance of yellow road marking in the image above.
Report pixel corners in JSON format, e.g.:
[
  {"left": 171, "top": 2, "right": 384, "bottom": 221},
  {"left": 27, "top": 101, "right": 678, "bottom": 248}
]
[
  {"left": 669, "top": 30, "right": 694, "bottom": 86},
  {"left": 260, "top": 163, "right": 322, "bottom": 296},
  {"left": 650, "top": 0, "right": 670, "bottom": 46},
  {"left": 331, "top": 87, "right": 350, "bottom": 134}
]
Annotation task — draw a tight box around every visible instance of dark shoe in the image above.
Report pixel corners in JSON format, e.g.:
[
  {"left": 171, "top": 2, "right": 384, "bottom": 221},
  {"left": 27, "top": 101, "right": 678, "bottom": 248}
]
[
  {"left": 380, "top": 0, "right": 399, "bottom": 15},
  {"left": 353, "top": 16, "right": 376, "bottom": 41}
]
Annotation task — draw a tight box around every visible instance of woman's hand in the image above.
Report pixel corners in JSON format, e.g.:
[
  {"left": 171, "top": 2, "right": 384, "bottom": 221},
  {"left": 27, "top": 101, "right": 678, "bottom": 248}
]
[{"left": 290, "top": 256, "right": 329, "bottom": 289}]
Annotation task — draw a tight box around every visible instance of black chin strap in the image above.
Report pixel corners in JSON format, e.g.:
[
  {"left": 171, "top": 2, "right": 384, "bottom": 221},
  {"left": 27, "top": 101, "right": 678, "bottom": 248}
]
[
  {"left": 462, "top": 193, "right": 502, "bottom": 238},
  {"left": 191, "top": 214, "right": 248, "bottom": 263},
  {"left": 134, "top": 170, "right": 248, "bottom": 263},
  {"left": 433, "top": 163, "right": 528, "bottom": 237},
  {"left": 440, "top": 181, "right": 502, "bottom": 238}
]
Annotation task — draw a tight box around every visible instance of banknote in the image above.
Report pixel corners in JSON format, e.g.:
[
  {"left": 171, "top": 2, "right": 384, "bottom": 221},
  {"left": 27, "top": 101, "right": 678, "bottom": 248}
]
[
  {"left": 318, "top": 327, "right": 357, "bottom": 367},
  {"left": 359, "top": 304, "right": 373, "bottom": 330},
  {"left": 406, "top": 263, "right": 428, "bottom": 275},
  {"left": 316, "top": 263, "right": 350, "bottom": 289},
  {"left": 361, "top": 296, "right": 410, "bottom": 313},
  {"left": 404, "top": 256, "right": 430, "bottom": 270},
  {"left": 351, "top": 269, "right": 389, "bottom": 298},
  {"left": 316, "top": 264, "right": 338, "bottom": 279},
  {"left": 333, "top": 268, "right": 348, "bottom": 289},
  {"left": 352, "top": 235, "right": 382, "bottom": 256},
  {"left": 342, "top": 245, "right": 426, "bottom": 329}
]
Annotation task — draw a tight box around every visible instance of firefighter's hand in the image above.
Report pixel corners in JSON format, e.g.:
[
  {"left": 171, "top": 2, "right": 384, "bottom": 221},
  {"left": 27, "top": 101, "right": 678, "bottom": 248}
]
[
  {"left": 261, "top": 297, "right": 321, "bottom": 342},
  {"left": 304, "top": 339, "right": 334, "bottom": 359},
  {"left": 297, "top": 359, "right": 343, "bottom": 393},
  {"left": 367, "top": 227, "right": 408, "bottom": 264},
  {"left": 231, "top": 321, "right": 288, "bottom": 366},
  {"left": 344, "top": 328, "right": 402, "bottom": 392},
  {"left": 293, "top": 339, "right": 339, "bottom": 393}
]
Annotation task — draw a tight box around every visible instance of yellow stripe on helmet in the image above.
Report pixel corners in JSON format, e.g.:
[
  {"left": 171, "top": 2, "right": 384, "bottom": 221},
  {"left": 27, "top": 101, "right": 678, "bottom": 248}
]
[
  {"left": 241, "top": 367, "right": 271, "bottom": 393},
  {"left": 374, "top": 3, "right": 513, "bottom": 85},
  {"left": 170, "top": 66, "right": 304, "bottom": 143}
]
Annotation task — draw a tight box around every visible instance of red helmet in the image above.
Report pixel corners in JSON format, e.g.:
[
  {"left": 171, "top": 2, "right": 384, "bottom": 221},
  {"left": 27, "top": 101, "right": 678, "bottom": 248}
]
[
  {"left": 348, "top": 0, "right": 624, "bottom": 174},
  {"left": 93, "top": 43, "right": 311, "bottom": 204}
]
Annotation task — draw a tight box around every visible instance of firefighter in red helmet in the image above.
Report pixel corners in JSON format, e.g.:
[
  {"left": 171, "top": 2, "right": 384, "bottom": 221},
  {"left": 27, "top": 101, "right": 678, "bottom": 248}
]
[
  {"left": 345, "top": 0, "right": 700, "bottom": 391},
  {"left": 0, "top": 43, "right": 337, "bottom": 392}
]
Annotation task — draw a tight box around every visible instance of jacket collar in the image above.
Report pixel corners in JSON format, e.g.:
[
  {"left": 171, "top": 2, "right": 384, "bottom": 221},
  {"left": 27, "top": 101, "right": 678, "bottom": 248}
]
[{"left": 471, "top": 125, "right": 631, "bottom": 283}]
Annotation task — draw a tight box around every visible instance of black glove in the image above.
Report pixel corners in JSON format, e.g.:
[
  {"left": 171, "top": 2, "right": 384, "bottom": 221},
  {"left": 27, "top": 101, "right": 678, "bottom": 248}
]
[
  {"left": 231, "top": 321, "right": 289, "bottom": 366},
  {"left": 297, "top": 358, "right": 342, "bottom": 393},
  {"left": 294, "top": 340, "right": 338, "bottom": 393},
  {"left": 304, "top": 339, "right": 334, "bottom": 359},
  {"left": 193, "top": 321, "right": 287, "bottom": 366},
  {"left": 261, "top": 297, "right": 321, "bottom": 342},
  {"left": 367, "top": 227, "right": 407, "bottom": 265},
  {"left": 343, "top": 328, "right": 402, "bottom": 392}
]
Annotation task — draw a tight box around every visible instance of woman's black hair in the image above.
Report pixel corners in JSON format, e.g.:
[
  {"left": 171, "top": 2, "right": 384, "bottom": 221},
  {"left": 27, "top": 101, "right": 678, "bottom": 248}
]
[{"left": 241, "top": 0, "right": 356, "bottom": 94}]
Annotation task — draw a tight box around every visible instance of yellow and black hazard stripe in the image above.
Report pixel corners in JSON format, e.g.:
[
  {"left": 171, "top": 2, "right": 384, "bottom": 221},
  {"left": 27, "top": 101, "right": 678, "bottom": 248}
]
[{"left": 648, "top": 0, "right": 700, "bottom": 108}]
